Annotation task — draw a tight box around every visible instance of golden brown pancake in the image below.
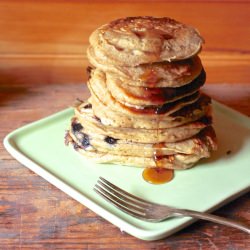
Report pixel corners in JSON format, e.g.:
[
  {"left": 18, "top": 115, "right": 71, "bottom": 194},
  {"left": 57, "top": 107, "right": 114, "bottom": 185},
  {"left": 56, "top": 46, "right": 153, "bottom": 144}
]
[
  {"left": 88, "top": 68, "right": 200, "bottom": 113},
  {"left": 89, "top": 16, "right": 203, "bottom": 66},
  {"left": 72, "top": 110, "right": 212, "bottom": 143},
  {"left": 77, "top": 94, "right": 211, "bottom": 129},
  {"left": 69, "top": 121, "right": 216, "bottom": 158},
  {"left": 105, "top": 68, "right": 206, "bottom": 107},
  {"left": 66, "top": 126, "right": 216, "bottom": 170},
  {"left": 88, "top": 48, "right": 203, "bottom": 87}
]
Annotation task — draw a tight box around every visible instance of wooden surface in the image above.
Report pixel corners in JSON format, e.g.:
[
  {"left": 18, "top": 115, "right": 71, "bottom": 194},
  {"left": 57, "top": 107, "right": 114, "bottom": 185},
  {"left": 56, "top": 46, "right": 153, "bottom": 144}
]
[{"left": 0, "top": 1, "right": 250, "bottom": 249}]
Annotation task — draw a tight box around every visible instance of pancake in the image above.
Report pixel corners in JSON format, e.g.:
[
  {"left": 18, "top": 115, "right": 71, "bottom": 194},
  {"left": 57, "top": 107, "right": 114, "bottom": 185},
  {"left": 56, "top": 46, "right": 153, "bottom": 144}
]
[
  {"left": 77, "top": 94, "right": 211, "bottom": 129},
  {"left": 89, "top": 16, "right": 203, "bottom": 66},
  {"left": 72, "top": 111, "right": 212, "bottom": 143},
  {"left": 105, "top": 68, "right": 206, "bottom": 106},
  {"left": 65, "top": 126, "right": 216, "bottom": 170},
  {"left": 88, "top": 47, "right": 203, "bottom": 87},
  {"left": 88, "top": 68, "right": 200, "bottom": 112},
  {"left": 69, "top": 124, "right": 217, "bottom": 158}
]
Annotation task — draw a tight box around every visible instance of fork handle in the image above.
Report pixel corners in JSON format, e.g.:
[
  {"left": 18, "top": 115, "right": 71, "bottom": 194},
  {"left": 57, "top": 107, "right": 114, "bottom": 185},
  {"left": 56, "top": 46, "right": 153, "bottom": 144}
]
[{"left": 174, "top": 209, "right": 250, "bottom": 234}]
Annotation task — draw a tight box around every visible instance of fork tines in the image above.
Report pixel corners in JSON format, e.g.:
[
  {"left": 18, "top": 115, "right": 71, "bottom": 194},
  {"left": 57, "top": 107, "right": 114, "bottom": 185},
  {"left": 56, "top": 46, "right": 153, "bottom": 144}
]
[
  {"left": 93, "top": 177, "right": 250, "bottom": 232},
  {"left": 94, "top": 177, "right": 150, "bottom": 219}
]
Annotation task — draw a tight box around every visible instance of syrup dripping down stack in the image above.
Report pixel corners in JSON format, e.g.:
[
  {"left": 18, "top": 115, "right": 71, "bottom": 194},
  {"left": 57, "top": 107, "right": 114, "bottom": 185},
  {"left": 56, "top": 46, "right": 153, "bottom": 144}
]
[{"left": 65, "top": 17, "right": 217, "bottom": 171}]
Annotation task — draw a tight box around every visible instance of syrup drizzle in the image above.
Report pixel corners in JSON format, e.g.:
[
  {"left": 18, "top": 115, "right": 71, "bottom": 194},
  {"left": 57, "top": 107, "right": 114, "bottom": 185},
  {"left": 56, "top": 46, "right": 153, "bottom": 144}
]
[
  {"left": 142, "top": 119, "right": 174, "bottom": 184},
  {"left": 142, "top": 167, "right": 174, "bottom": 185},
  {"left": 140, "top": 63, "right": 176, "bottom": 184}
]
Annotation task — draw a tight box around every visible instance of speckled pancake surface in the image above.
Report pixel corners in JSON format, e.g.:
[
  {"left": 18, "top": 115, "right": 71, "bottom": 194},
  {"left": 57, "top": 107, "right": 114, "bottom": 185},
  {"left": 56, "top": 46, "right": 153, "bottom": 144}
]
[
  {"left": 68, "top": 119, "right": 216, "bottom": 157},
  {"left": 65, "top": 126, "right": 216, "bottom": 170},
  {"left": 77, "top": 95, "right": 211, "bottom": 129},
  {"left": 105, "top": 68, "right": 206, "bottom": 106},
  {"left": 74, "top": 108, "right": 211, "bottom": 143},
  {"left": 89, "top": 16, "right": 203, "bottom": 66},
  {"left": 88, "top": 68, "right": 200, "bottom": 112},
  {"left": 88, "top": 47, "right": 203, "bottom": 87}
]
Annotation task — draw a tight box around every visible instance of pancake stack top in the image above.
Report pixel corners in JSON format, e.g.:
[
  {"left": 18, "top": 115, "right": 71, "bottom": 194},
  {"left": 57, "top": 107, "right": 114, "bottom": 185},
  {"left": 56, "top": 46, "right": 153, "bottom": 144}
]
[{"left": 65, "top": 16, "right": 217, "bottom": 170}]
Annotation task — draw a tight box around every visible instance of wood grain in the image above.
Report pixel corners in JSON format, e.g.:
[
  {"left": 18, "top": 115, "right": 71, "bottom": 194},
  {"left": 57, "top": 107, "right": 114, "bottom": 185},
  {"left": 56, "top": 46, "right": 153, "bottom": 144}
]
[
  {"left": 0, "top": 0, "right": 250, "bottom": 84},
  {"left": 0, "top": 1, "right": 250, "bottom": 249}
]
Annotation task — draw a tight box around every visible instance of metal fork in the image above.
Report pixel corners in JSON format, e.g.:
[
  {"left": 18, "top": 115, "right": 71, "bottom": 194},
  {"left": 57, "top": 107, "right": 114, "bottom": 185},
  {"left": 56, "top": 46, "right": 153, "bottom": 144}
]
[{"left": 94, "top": 177, "right": 250, "bottom": 234}]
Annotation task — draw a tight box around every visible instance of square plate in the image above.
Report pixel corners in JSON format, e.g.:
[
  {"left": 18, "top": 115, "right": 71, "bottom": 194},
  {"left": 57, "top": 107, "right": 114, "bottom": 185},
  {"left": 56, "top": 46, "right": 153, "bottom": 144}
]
[{"left": 3, "top": 101, "right": 250, "bottom": 241}]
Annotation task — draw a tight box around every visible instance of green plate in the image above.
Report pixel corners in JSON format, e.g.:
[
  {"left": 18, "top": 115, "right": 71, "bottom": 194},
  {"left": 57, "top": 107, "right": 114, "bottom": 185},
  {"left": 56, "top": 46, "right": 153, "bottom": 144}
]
[{"left": 3, "top": 101, "right": 250, "bottom": 241}]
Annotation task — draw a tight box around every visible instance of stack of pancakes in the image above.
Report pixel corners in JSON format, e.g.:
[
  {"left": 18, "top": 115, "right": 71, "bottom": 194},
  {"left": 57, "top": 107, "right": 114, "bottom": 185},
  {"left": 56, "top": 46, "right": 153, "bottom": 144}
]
[{"left": 65, "top": 16, "right": 217, "bottom": 170}]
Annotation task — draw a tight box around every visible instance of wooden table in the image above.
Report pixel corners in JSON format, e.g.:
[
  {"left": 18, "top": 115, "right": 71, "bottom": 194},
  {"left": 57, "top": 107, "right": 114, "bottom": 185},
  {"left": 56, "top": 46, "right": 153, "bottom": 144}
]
[{"left": 0, "top": 1, "right": 249, "bottom": 249}]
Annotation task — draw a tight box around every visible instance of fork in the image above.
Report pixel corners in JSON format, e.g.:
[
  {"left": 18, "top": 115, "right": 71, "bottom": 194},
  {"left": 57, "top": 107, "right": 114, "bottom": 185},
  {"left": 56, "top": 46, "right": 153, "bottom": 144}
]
[{"left": 94, "top": 177, "right": 250, "bottom": 234}]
